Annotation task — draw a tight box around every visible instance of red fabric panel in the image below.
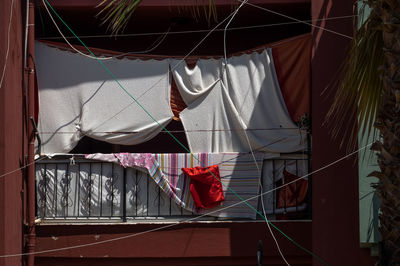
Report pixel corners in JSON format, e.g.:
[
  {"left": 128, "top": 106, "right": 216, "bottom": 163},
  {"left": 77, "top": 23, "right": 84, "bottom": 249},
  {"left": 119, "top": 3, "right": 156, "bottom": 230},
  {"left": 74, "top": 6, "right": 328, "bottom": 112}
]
[
  {"left": 277, "top": 170, "right": 308, "bottom": 209},
  {"left": 181, "top": 164, "right": 224, "bottom": 209},
  {"left": 272, "top": 34, "right": 311, "bottom": 123},
  {"left": 170, "top": 75, "right": 187, "bottom": 121}
]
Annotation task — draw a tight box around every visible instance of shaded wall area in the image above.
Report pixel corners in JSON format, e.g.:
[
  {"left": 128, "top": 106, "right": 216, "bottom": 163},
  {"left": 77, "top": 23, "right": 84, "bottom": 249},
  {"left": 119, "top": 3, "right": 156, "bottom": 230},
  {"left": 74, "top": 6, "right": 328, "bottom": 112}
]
[
  {"left": 311, "top": 0, "right": 376, "bottom": 265},
  {"left": 35, "top": 222, "right": 311, "bottom": 266},
  {"left": 0, "top": 1, "right": 25, "bottom": 266}
]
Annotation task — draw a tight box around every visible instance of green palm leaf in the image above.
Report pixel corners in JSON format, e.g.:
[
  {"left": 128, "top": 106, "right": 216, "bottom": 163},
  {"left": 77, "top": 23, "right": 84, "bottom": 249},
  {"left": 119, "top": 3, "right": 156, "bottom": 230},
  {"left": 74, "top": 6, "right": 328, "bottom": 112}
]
[
  {"left": 326, "top": 2, "right": 384, "bottom": 151},
  {"left": 96, "top": 0, "right": 223, "bottom": 35}
]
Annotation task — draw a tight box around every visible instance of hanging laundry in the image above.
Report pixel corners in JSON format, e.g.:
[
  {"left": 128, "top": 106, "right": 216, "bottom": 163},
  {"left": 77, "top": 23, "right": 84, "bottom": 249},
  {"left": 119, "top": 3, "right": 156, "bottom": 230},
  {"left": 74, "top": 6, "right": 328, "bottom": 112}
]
[
  {"left": 35, "top": 41, "right": 173, "bottom": 154},
  {"left": 153, "top": 152, "right": 263, "bottom": 218},
  {"left": 85, "top": 153, "right": 188, "bottom": 208},
  {"left": 173, "top": 49, "right": 307, "bottom": 154},
  {"left": 85, "top": 152, "right": 264, "bottom": 219},
  {"left": 277, "top": 170, "right": 308, "bottom": 209},
  {"left": 181, "top": 164, "right": 224, "bottom": 209},
  {"left": 170, "top": 58, "right": 222, "bottom": 105}
]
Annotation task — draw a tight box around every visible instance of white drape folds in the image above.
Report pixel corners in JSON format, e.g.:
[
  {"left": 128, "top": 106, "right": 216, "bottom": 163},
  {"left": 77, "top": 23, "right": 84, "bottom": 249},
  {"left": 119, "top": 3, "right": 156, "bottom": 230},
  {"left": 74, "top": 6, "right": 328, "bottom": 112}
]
[
  {"left": 36, "top": 42, "right": 305, "bottom": 155},
  {"left": 35, "top": 42, "right": 173, "bottom": 154},
  {"left": 170, "top": 58, "right": 222, "bottom": 105},
  {"left": 172, "top": 49, "right": 306, "bottom": 153}
]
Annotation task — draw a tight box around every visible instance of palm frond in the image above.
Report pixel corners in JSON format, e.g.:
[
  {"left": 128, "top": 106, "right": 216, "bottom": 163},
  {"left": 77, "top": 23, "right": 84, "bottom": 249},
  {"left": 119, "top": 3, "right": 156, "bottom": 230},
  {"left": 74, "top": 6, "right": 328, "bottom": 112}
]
[
  {"left": 96, "top": 0, "right": 143, "bottom": 35},
  {"left": 326, "top": 3, "right": 384, "bottom": 152},
  {"left": 96, "top": 0, "right": 227, "bottom": 35}
]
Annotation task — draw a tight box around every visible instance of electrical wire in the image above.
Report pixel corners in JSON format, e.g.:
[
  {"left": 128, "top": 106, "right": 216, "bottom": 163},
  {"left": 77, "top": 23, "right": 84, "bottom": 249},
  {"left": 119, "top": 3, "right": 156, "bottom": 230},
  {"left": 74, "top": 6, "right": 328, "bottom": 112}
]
[
  {"left": 85, "top": 14, "right": 237, "bottom": 133},
  {"left": 37, "top": 127, "right": 305, "bottom": 134},
  {"left": 0, "top": 0, "right": 15, "bottom": 89},
  {"left": 37, "top": 14, "right": 357, "bottom": 40},
  {"left": 0, "top": 2, "right": 236, "bottom": 180},
  {"left": 34, "top": 8, "right": 357, "bottom": 132},
  {"left": 238, "top": 0, "right": 354, "bottom": 40},
  {"left": 0, "top": 156, "right": 47, "bottom": 179},
  {"left": 0, "top": 1, "right": 358, "bottom": 263},
  {"left": 24, "top": 1, "right": 333, "bottom": 263},
  {"left": 111, "top": 25, "right": 171, "bottom": 56},
  {"left": 42, "top": 0, "right": 112, "bottom": 60},
  {"left": 223, "top": 0, "right": 248, "bottom": 64},
  {"left": 0, "top": 136, "right": 286, "bottom": 179},
  {"left": 30, "top": 1, "right": 328, "bottom": 263},
  {"left": 244, "top": 128, "right": 291, "bottom": 266},
  {"left": 0, "top": 141, "right": 374, "bottom": 261},
  {"left": 222, "top": 7, "right": 291, "bottom": 261},
  {"left": 43, "top": 0, "right": 172, "bottom": 58}
]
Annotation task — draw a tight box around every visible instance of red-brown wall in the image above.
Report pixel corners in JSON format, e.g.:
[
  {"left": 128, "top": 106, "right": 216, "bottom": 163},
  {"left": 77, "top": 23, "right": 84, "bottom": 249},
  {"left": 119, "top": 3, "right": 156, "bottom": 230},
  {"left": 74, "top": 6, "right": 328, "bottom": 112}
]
[
  {"left": 311, "top": 0, "right": 376, "bottom": 265},
  {"left": 0, "top": 1, "right": 25, "bottom": 266},
  {"left": 0, "top": 0, "right": 381, "bottom": 265},
  {"left": 35, "top": 222, "right": 312, "bottom": 266}
]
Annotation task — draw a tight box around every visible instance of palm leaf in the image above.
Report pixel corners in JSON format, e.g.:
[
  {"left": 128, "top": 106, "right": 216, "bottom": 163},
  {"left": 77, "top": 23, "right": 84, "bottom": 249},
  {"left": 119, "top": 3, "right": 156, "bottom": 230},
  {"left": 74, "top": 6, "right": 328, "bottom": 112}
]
[
  {"left": 326, "top": 2, "right": 384, "bottom": 152},
  {"left": 96, "top": 0, "right": 143, "bottom": 35},
  {"left": 96, "top": 0, "right": 227, "bottom": 35}
]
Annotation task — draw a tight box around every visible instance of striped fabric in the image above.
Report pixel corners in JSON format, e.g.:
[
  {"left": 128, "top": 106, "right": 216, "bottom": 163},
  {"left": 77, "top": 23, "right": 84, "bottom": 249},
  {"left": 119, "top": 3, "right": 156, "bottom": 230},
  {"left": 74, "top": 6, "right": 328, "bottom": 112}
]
[
  {"left": 155, "top": 153, "right": 263, "bottom": 219},
  {"left": 85, "top": 152, "right": 264, "bottom": 219}
]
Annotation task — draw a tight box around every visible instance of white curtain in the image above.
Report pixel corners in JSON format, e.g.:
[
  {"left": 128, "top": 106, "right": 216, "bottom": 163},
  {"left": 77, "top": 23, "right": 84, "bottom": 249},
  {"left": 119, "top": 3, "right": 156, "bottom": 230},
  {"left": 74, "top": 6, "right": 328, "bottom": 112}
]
[
  {"left": 170, "top": 58, "right": 222, "bottom": 105},
  {"left": 172, "top": 49, "right": 306, "bottom": 153},
  {"left": 36, "top": 42, "right": 305, "bottom": 155},
  {"left": 35, "top": 42, "right": 173, "bottom": 155}
]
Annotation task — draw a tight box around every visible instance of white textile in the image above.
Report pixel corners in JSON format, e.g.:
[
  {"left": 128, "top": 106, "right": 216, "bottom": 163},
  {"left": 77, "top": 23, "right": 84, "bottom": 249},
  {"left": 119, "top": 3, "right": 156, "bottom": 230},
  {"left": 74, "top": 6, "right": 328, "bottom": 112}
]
[
  {"left": 35, "top": 42, "right": 173, "bottom": 155},
  {"left": 176, "top": 49, "right": 306, "bottom": 153},
  {"left": 171, "top": 58, "right": 222, "bottom": 105}
]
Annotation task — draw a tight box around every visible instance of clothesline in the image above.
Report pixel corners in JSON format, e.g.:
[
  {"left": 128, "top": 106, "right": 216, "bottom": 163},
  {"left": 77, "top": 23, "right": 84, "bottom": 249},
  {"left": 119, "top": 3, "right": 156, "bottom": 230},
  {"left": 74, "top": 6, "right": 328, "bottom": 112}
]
[
  {"left": 37, "top": 14, "right": 356, "bottom": 40},
  {"left": 38, "top": 1, "right": 315, "bottom": 262},
  {"left": 38, "top": 127, "right": 306, "bottom": 134},
  {"left": 36, "top": 41, "right": 307, "bottom": 154},
  {"left": 240, "top": 0, "right": 353, "bottom": 39},
  {"left": 37, "top": 136, "right": 302, "bottom": 162}
]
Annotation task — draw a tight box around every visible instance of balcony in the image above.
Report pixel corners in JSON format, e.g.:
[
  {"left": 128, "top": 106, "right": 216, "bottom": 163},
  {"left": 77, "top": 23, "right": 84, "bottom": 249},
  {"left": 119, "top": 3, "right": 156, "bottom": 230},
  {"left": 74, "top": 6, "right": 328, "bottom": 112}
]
[{"left": 35, "top": 154, "right": 310, "bottom": 222}]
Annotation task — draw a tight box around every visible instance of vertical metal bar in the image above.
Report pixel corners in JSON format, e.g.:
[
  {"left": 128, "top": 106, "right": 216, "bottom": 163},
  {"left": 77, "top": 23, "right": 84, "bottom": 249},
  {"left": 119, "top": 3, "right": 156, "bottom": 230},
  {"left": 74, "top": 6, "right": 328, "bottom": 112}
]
[
  {"left": 284, "top": 160, "right": 287, "bottom": 213},
  {"left": 89, "top": 163, "right": 92, "bottom": 217},
  {"left": 146, "top": 172, "right": 150, "bottom": 216},
  {"left": 123, "top": 168, "right": 127, "bottom": 222},
  {"left": 66, "top": 163, "right": 69, "bottom": 218},
  {"left": 35, "top": 166, "right": 37, "bottom": 218},
  {"left": 55, "top": 164, "right": 58, "bottom": 217},
  {"left": 77, "top": 163, "right": 80, "bottom": 218},
  {"left": 51, "top": 164, "right": 55, "bottom": 217},
  {"left": 307, "top": 133, "right": 312, "bottom": 219},
  {"left": 44, "top": 164, "right": 47, "bottom": 218},
  {"left": 296, "top": 159, "right": 298, "bottom": 214},
  {"left": 100, "top": 163, "right": 103, "bottom": 217},
  {"left": 272, "top": 160, "right": 276, "bottom": 215},
  {"left": 111, "top": 163, "right": 114, "bottom": 217},
  {"left": 158, "top": 186, "right": 161, "bottom": 217},
  {"left": 135, "top": 169, "right": 138, "bottom": 217},
  {"left": 259, "top": 161, "right": 264, "bottom": 218}
]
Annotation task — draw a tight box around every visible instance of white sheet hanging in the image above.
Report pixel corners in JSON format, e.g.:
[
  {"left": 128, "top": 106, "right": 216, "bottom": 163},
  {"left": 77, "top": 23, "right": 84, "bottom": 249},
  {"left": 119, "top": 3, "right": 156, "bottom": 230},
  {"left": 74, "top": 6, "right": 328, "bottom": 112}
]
[
  {"left": 35, "top": 42, "right": 173, "bottom": 155},
  {"left": 176, "top": 49, "right": 306, "bottom": 153},
  {"left": 170, "top": 58, "right": 222, "bottom": 105}
]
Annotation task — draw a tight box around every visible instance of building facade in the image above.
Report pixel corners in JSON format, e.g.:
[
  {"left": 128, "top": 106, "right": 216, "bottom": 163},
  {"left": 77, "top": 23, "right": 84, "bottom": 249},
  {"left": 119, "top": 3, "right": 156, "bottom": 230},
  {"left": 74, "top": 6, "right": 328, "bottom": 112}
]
[{"left": 0, "top": 0, "right": 377, "bottom": 265}]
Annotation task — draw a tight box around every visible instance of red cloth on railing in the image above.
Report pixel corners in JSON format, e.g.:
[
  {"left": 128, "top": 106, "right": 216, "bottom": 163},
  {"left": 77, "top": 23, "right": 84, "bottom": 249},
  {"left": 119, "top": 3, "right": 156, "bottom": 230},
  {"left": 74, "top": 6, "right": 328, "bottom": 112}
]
[
  {"left": 181, "top": 164, "right": 224, "bottom": 209},
  {"left": 277, "top": 170, "right": 308, "bottom": 209}
]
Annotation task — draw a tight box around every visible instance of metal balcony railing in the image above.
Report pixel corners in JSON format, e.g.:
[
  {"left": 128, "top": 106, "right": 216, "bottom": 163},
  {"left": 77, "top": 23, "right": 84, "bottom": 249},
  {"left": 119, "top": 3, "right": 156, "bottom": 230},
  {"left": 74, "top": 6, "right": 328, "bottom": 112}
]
[{"left": 35, "top": 154, "right": 311, "bottom": 222}]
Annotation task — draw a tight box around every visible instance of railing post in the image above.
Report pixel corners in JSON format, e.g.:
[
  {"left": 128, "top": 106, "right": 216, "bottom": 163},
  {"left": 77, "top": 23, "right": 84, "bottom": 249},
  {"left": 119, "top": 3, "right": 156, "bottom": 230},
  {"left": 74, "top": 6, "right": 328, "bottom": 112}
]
[
  {"left": 122, "top": 167, "right": 127, "bottom": 222},
  {"left": 307, "top": 132, "right": 312, "bottom": 219}
]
